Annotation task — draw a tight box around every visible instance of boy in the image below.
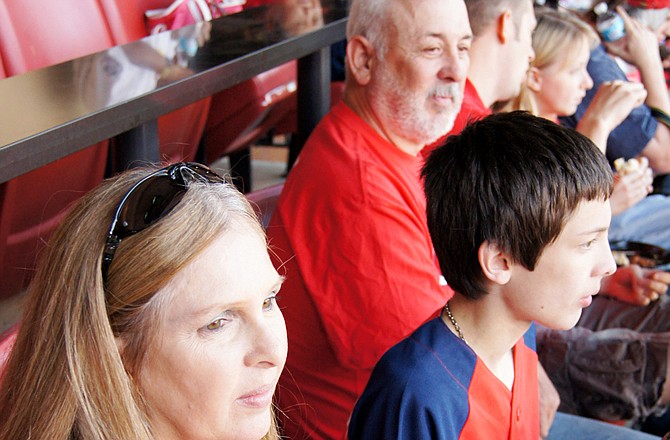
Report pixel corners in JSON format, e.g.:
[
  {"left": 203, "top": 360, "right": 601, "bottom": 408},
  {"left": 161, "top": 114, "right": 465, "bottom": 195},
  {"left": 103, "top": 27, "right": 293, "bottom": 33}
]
[{"left": 347, "top": 111, "right": 618, "bottom": 439}]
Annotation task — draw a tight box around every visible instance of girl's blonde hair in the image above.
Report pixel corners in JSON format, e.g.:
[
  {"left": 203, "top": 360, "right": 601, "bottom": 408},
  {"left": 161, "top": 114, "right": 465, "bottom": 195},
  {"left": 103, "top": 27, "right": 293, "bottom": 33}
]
[
  {"left": 0, "top": 165, "right": 278, "bottom": 439},
  {"left": 503, "top": 6, "right": 599, "bottom": 115}
]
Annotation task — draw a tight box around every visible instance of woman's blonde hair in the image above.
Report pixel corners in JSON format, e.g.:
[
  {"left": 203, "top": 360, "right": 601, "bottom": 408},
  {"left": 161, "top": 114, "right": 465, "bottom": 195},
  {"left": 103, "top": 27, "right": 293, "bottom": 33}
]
[
  {"left": 503, "top": 6, "right": 599, "bottom": 115},
  {"left": 0, "top": 165, "right": 278, "bottom": 439}
]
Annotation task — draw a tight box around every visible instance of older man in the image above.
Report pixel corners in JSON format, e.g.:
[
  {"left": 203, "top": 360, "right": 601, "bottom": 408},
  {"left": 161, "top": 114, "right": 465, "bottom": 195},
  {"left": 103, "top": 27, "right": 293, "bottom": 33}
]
[{"left": 268, "top": 0, "right": 470, "bottom": 438}]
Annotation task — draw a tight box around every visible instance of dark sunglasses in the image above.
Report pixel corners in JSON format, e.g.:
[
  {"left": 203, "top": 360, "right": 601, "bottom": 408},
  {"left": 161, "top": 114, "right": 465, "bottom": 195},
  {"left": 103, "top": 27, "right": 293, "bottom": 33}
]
[{"left": 102, "top": 162, "right": 225, "bottom": 282}]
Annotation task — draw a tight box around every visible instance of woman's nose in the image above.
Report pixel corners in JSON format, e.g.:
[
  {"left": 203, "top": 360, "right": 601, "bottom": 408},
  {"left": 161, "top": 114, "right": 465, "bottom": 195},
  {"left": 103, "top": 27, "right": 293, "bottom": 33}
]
[{"left": 245, "top": 316, "right": 288, "bottom": 368}]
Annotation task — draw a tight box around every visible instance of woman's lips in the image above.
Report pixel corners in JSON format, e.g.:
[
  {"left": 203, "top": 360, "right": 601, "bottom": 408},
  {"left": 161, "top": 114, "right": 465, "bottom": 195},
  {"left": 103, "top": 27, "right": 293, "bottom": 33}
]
[{"left": 236, "top": 385, "right": 275, "bottom": 409}]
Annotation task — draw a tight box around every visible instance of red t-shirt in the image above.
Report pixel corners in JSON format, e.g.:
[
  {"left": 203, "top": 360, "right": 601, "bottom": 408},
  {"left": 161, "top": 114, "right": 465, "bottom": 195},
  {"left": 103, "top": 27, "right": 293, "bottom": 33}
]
[{"left": 268, "top": 101, "right": 453, "bottom": 439}]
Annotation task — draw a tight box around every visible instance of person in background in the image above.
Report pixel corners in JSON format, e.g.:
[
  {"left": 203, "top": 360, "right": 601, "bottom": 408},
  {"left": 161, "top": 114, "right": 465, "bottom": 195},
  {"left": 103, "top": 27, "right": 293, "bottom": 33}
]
[
  {"left": 267, "top": 0, "right": 472, "bottom": 438},
  {"left": 349, "top": 111, "right": 618, "bottom": 440},
  {"left": 435, "top": 0, "right": 537, "bottom": 140},
  {"left": 504, "top": 6, "right": 670, "bottom": 427},
  {"left": 0, "top": 163, "right": 287, "bottom": 440},
  {"left": 560, "top": 0, "right": 670, "bottom": 176}
]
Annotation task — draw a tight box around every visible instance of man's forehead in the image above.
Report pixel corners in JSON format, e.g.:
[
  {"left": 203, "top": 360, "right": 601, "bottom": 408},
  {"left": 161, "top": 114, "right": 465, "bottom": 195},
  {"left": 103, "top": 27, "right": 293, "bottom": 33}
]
[{"left": 391, "top": 0, "right": 471, "bottom": 38}]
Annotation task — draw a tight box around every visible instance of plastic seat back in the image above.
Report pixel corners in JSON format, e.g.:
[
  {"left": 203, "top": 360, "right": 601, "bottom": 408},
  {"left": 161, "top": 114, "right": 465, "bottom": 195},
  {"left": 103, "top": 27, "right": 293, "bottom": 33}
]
[
  {"left": 203, "top": 61, "right": 297, "bottom": 163},
  {"left": 0, "top": 0, "right": 111, "bottom": 298}
]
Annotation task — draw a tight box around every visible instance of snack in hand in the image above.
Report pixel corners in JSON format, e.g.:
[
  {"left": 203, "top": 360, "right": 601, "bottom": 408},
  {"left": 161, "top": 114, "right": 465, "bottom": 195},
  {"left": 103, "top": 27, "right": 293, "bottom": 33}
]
[{"left": 613, "top": 156, "right": 648, "bottom": 175}]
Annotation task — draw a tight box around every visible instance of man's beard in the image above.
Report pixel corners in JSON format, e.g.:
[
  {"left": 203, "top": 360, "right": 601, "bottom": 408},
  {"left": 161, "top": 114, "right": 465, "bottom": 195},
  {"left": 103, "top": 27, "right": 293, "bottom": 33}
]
[{"left": 370, "top": 64, "right": 462, "bottom": 146}]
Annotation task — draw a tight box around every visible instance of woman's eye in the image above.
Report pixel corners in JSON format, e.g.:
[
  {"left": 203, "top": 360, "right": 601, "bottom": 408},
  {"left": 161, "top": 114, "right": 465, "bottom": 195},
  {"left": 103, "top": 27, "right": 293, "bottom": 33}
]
[
  {"left": 263, "top": 295, "right": 279, "bottom": 311},
  {"left": 206, "top": 318, "right": 228, "bottom": 331}
]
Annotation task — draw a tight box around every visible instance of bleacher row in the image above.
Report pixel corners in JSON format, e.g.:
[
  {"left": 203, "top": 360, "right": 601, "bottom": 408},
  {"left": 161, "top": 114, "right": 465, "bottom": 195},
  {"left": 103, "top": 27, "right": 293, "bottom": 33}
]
[{"left": 0, "top": 0, "right": 304, "bottom": 299}]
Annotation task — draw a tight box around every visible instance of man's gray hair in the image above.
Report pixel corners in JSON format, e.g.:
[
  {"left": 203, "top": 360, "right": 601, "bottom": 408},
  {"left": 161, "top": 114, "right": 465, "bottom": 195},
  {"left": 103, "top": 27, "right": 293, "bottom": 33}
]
[{"left": 346, "top": 0, "right": 393, "bottom": 59}]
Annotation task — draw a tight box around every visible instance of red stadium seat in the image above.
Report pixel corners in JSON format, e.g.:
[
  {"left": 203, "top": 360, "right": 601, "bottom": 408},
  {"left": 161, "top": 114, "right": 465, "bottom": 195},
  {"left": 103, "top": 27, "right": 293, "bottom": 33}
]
[
  {"left": 202, "top": 61, "right": 297, "bottom": 193},
  {"left": 270, "top": 80, "right": 345, "bottom": 139},
  {"left": 0, "top": 0, "right": 111, "bottom": 298}
]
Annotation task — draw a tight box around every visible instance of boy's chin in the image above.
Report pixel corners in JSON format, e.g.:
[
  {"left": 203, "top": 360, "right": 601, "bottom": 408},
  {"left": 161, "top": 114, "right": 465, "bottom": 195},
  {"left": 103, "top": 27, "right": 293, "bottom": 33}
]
[{"left": 538, "top": 313, "right": 582, "bottom": 331}]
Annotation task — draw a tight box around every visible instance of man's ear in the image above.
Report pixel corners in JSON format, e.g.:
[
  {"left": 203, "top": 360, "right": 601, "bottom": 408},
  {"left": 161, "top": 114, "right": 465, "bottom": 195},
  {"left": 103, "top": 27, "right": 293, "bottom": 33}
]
[
  {"left": 526, "top": 66, "right": 542, "bottom": 92},
  {"left": 346, "top": 35, "right": 375, "bottom": 86},
  {"left": 497, "top": 9, "right": 513, "bottom": 44},
  {"left": 478, "top": 241, "right": 512, "bottom": 285}
]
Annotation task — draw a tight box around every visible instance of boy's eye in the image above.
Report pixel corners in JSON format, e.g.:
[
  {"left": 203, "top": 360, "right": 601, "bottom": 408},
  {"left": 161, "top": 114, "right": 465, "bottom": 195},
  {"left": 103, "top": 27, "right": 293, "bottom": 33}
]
[{"left": 583, "top": 239, "right": 597, "bottom": 249}]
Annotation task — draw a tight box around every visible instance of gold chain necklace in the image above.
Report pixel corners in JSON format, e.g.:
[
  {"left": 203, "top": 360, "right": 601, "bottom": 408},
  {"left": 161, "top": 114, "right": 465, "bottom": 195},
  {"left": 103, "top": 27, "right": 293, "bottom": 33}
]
[{"left": 444, "top": 302, "right": 468, "bottom": 345}]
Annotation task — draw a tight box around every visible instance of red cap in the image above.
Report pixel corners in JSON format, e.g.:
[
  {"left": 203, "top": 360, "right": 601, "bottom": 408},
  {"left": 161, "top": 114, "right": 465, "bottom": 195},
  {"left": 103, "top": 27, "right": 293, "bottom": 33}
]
[{"left": 626, "top": 0, "right": 670, "bottom": 8}]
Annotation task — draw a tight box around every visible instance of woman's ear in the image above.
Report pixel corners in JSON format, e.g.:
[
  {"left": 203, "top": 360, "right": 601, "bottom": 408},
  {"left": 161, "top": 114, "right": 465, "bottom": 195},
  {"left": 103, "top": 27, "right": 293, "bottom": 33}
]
[
  {"left": 346, "top": 35, "right": 375, "bottom": 86},
  {"left": 526, "top": 66, "right": 542, "bottom": 92},
  {"left": 478, "top": 241, "right": 512, "bottom": 285}
]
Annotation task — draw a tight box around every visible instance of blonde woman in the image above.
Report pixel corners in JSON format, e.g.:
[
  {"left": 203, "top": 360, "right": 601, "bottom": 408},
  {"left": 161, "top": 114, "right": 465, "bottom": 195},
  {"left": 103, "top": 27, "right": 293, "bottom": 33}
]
[
  {"left": 0, "top": 163, "right": 286, "bottom": 440},
  {"left": 510, "top": 6, "right": 647, "bottom": 154}
]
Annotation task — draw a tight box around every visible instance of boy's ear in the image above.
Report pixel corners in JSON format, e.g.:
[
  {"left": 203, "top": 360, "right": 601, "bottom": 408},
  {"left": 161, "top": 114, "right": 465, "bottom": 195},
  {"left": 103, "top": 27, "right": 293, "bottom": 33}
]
[
  {"left": 497, "top": 9, "right": 513, "bottom": 44},
  {"left": 346, "top": 36, "right": 375, "bottom": 86},
  {"left": 526, "top": 66, "right": 542, "bottom": 92},
  {"left": 478, "top": 241, "right": 512, "bottom": 285}
]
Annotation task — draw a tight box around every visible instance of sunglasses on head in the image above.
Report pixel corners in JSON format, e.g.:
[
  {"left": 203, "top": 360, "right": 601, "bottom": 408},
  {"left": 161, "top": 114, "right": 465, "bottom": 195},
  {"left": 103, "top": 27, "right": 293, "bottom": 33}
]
[{"left": 102, "top": 162, "right": 225, "bottom": 283}]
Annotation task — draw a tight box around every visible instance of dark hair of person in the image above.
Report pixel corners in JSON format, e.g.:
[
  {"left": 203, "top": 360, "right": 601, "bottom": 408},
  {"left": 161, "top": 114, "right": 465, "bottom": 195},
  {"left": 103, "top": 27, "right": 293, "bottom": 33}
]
[{"left": 422, "top": 111, "right": 613, "bottom": 300}]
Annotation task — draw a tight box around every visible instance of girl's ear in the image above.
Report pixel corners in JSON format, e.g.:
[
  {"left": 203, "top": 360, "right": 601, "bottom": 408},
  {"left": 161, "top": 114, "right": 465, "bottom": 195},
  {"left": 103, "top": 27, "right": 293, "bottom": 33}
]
[
  {"left": 526, "top": 66, "right": 543, "bottom": 93},
  {"left": 478, "top": 241, "right": 512, "bottom": 285},
  {"left": 346, "top": 35, "right": 376, "bottom": 86}
]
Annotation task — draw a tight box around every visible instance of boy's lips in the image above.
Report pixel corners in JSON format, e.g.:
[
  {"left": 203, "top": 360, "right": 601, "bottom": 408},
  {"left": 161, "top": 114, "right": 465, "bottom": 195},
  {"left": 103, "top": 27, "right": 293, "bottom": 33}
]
[{"left": 579, "top": 295, "right": 593, "bottom": 308}]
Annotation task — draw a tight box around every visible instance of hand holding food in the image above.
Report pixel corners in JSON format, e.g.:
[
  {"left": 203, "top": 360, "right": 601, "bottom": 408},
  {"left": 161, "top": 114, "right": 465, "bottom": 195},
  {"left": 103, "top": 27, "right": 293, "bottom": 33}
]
[
  {"left": 610, "top": 157, "right": 653, "bottom": 214},
  {"left": 613, "top": 156, "right": 649, "bottom": 175}
]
